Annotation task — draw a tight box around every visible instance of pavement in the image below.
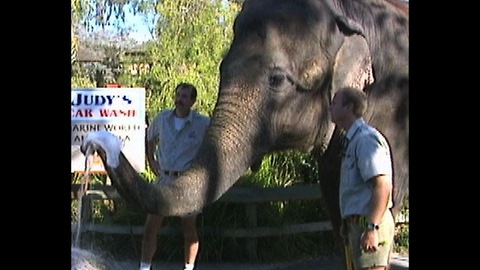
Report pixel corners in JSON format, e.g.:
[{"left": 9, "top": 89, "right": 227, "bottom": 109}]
[
  {"left": 72, "top": 246, "right": 408, "bottom": 269},
  {"left": 112, "top": 253, "right": 408, "bottom": 269}
]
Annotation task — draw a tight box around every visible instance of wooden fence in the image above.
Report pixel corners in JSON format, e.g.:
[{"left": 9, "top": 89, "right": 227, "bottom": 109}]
[
  {"left": 72, "top": 183, "right": 332, "bottom": 260},
  {"left": 71, "top": 183, "right": 408, "bottom": 260}
]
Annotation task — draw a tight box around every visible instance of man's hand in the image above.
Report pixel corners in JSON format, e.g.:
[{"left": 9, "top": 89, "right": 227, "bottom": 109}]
[{"left": 360, "top": 229, "right": 380, "bottom": 252}]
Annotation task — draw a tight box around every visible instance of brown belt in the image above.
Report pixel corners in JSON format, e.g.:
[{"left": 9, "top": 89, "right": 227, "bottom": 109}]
[
  {"left": 163, "top": 170, "right": 180, "bottom": 177},
  {"left": 345, "top": 215, "right": 368, "bottom": 225}
]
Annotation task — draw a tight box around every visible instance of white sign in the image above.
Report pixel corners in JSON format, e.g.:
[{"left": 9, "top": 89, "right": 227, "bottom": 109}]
[{"left": 71, "top": 87, "right": 146, "bottom": 172}]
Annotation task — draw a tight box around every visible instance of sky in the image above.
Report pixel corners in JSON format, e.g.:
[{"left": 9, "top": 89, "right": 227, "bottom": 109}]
[
  {"left": 123, "top": 8, "right": 155, "bottom": 42},
  {"left": 96, "top": 4, "right": 155, "bottom": 43}
]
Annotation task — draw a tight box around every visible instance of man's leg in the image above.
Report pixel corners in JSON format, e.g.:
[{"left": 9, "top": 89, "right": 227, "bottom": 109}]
[
  {"left": 140, "top": 214, "right": 164, "bottom": 270},
  {"left": 181, "top": 214, "right": 199, "bottom": 270}
]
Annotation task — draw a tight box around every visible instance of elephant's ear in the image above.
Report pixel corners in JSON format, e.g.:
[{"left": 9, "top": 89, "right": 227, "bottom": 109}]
[{"left": 331, "top": 33, "right": 374, "bottom": 95}]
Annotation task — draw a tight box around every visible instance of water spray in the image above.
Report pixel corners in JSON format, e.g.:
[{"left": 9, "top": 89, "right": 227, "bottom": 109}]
[{"left": 73, "top": 145, "right": 95, "bottom": 247}]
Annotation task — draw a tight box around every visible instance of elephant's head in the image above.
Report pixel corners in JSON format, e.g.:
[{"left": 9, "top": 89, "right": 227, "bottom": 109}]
[{"left": 82, "top": 0, "right": 409, "bottom": 226}]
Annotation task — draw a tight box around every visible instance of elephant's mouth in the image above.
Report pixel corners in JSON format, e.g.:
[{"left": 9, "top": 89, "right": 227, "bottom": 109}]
[{"left": 80, "top": 130, "right": 122, "bottom": 168}]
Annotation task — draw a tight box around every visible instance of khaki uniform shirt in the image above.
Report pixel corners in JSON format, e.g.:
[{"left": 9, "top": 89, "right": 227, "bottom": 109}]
[
  {"left": 147, "top": 109, "right": 210, "bottom": 173},
  {"left": 339, "top": 118, "right": 393, "bottom": 218}
]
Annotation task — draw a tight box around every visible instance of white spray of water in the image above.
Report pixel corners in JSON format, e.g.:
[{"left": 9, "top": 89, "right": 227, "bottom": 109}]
[
  {"left": 73, "top": 130, "right": 123, "bottom": 246},
  {"left": 73, "top": 145, "right": 95, "bottom": 247},
  {"left": 71, "top": 131, "right": 126, "bottom": 269}
]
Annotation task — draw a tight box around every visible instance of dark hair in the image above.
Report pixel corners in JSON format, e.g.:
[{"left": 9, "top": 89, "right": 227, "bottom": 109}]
[
  {"left": 339, "top": 87, "right": 367, "bottom": 117},
  {"left": 176, "top": 82, "right": 198, "bottom": 100}
]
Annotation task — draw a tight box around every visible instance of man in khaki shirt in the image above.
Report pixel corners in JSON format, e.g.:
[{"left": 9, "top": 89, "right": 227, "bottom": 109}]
[
  {"left": 140, "top": 83, "right": 210, "bottom": 270},
  {"left": 330, "top": 87, "right": 394, "bottom": 270}
]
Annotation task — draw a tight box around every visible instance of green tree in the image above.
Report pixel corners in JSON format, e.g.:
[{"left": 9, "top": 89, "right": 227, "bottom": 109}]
[
  {"left": 72, "top": 0, "right": 133, "bottom": 31},
  {"left": 124, "top": 0, "right": 240, "bottom": 117},
  {"left": 71, "top": 0, "right": 151, "bottom": 70}
]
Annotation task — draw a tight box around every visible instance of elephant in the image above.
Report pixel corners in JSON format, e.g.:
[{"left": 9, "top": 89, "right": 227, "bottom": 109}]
[{"left": 81, "top": 0, "right": 408, "bottom": 257}]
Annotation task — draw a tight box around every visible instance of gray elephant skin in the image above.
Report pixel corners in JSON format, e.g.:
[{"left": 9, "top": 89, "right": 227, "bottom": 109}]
[{"left": 81, "top": 0, "right": 408, "bottom": 253}]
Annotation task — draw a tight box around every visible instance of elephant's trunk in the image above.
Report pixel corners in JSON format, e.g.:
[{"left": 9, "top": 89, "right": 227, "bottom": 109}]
[
  {"left": 81, "top": 131, "right": 207, "bottom": 216},
  {"left": 81, "top": 92, "right": 259, "bottom": 216},
  {"left": 189, "top": 88, "right": 263, "bottom": 207}
]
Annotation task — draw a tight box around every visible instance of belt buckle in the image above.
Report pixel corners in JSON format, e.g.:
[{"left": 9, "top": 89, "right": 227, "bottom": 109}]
[
  {"left": 164, "top": 170, "right": 179, "bottom": 177},
  {"left": 350, "top": 215, "right": 358, "bottom": 223},
  {"left": 348, "top": 215, "right": 368, "bottom": 226},
  {"left": 348, "top": 215, "right": 361, "bottom": 224}
]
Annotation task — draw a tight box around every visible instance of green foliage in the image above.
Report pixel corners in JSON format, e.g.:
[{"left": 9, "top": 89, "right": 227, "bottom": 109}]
[
  {"left": 394, "top": 197, "right": 409, "bottom": 254},
  {"left": 72, "top": 63, "right": 97, "bottom": 87},
  {"left": 72, "top": 0, "right": 133, "bottom": 32},
  {"left": 251, "top": 151, "right": 320, "bottom": 187},
  {"left": 141, "top": 0, "right": 240, "bottom": 118},
  {"left": 394, "top": 224, "right": 409, "bottom": 254},
  {"left": 71, "top": 0, "right": 155, "bottom": 70}
]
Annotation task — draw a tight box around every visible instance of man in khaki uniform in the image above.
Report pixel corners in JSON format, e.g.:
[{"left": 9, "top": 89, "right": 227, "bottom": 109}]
[
  {"left": 139, "top": 82, "right": 210, "bottom": 270},
  {"left": 330, "top": 87, "right": 395, "bottom": 270}
]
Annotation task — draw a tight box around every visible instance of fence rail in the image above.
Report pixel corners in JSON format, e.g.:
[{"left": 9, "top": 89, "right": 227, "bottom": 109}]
[
  {"left": 71, "top": 183, "right": 407, "bottom": 260},
  {"left": 72, "top": 183, "right": 332, "bottom": 260}
]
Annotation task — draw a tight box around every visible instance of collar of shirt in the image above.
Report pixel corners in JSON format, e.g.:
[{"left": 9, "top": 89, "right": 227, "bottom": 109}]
[
  {"left": 345, "top": 118, "right": 365, "bottom": 141},
  {"left": 167, "top": 109, "right": 194, "bottom": 123}
]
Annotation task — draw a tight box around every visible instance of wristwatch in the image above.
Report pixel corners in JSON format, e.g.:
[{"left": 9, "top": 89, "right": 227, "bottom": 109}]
[{"left": 366, "top": 222, "right": 380, "bottom": 230}]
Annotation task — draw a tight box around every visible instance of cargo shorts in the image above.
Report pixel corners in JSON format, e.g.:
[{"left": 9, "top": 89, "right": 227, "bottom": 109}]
[{"left": 345, "top": 210, "right": 395, "bottom": 269}]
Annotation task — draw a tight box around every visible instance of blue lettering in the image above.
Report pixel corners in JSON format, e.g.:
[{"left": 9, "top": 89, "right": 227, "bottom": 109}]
[
  {"left": 122, "top": 95, "right": 132, "bottom": 104},
  {"left": 71, "top": 93, "right": 118, "bottom": 106}
]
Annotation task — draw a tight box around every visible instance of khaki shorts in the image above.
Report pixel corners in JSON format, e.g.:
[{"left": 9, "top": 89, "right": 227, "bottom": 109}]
[
  {"left": 346, "top": 211, "right": 395, "bottom": 269},
  {"left": 154, "top": 175, "right": 202, "bottom": 217}
]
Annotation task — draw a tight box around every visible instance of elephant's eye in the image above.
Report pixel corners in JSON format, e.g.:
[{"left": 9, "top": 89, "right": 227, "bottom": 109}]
[
  {"left": 268, "top": 70, "right": 294, "bottom": 91},
  {"left": 269, "top": 74, "right": 285, "bottom": 88}
]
